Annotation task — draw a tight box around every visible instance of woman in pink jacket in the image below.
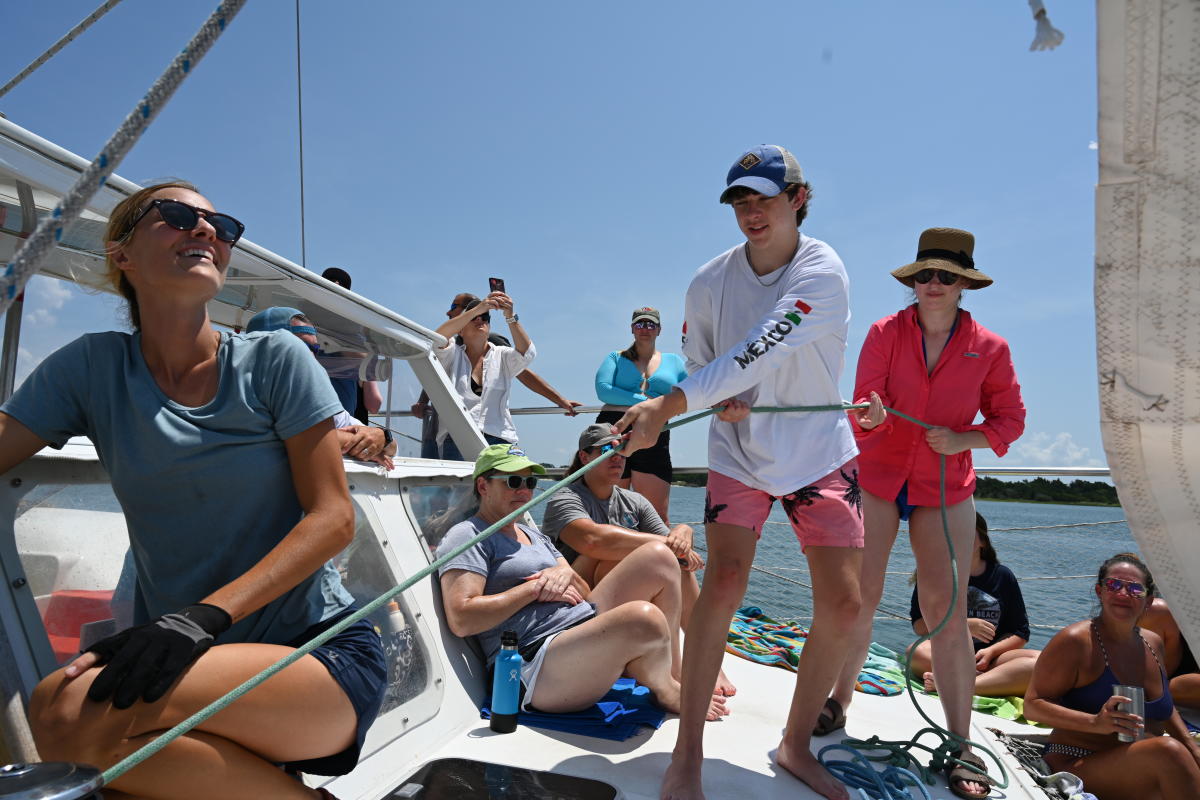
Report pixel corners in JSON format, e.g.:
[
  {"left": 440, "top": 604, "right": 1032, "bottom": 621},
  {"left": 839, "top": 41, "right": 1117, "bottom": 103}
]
[{"left": 821, "top": 228, "right": 1025, "bottom": 800}]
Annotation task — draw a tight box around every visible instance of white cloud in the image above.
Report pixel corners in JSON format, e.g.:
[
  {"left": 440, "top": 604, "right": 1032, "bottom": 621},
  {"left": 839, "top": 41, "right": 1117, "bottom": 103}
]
[
  {"left": 1088, "top": 140, "right": 1098, "bottom": 150},
  {"left": 1004, "top": 431, "right": 1105, "bottom": 468},
  {"left": 22, "top": 277, "right": 73, "bottom": 327}
]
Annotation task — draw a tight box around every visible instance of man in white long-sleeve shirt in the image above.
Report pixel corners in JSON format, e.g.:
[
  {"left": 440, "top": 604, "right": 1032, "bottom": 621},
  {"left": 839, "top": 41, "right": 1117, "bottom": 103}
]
[{"left": 618, "top": 145, "right": 864, "bottom": 800}]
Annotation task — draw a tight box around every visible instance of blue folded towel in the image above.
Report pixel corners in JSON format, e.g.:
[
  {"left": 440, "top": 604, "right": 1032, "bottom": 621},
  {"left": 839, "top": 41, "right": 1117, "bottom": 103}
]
[{"left": 481, "top": 677, "right": 666, "bottom": 741}]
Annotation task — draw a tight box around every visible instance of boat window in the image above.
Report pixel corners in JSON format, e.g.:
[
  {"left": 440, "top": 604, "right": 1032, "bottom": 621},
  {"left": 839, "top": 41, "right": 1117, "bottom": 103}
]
[
  {"left": 13, "top": 483, "right": 129, "bottom": 667},
  {"left": 335, "top": 495, "right": 440, "bottom": 724},
  {"left": 404, "top": 478, "right": 477, "bottom": 556}
]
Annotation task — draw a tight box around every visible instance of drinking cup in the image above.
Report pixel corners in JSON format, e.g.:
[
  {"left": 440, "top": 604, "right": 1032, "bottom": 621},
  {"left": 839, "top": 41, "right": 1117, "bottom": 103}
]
[{"left": 1112, "top": 684, "right": 1145, "bottom": 742}]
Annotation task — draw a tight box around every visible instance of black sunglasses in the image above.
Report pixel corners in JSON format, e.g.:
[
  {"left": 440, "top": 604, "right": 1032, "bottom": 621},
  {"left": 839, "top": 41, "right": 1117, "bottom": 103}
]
[
  {"left": 126, "top": 199, "right": 245, "bottom": 244},
  {"left": 488, "top": 475, "right": 538, "bottom": 490},
  {"left": 474, "top": 313, "right": 491, "bottom": 324},
  {"left": 913, "top": 268, "right": 960, "bottom": 286}
]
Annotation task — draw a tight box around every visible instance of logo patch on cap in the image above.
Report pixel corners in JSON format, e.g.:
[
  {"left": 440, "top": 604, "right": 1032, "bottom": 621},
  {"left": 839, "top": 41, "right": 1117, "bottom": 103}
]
[
  {"left": 507, "top": 445, "right": 526, "bottom": 456},
  {"left": 739, "top": 153, "right": 762, "bottom": 170}
]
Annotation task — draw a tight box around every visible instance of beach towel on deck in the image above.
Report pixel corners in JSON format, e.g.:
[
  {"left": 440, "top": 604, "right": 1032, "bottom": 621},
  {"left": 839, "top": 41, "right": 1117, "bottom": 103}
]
[
  {"left": 912, "top": 678, "right": 1045, "bottom": 726},
  {"left": 480, "top": 677, "right": 666, "bottom": 742},
  {"left": 726, "top": 606, "right": 906, "bottom": 696}
]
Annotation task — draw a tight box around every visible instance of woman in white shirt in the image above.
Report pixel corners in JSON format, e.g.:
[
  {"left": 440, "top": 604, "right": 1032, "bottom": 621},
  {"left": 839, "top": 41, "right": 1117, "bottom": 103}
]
[{"left": 434, "top": 292, "right": 534, "bottom": 459}]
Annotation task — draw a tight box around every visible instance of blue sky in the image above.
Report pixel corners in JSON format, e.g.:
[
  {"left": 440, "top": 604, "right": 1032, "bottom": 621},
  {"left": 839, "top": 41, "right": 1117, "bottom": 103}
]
[{"left": 3, "top": 1, "right": 1100, "bottom": 470}]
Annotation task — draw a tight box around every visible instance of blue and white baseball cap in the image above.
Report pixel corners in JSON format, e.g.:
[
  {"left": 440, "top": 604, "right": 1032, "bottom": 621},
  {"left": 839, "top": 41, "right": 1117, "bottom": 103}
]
[{"left": 719, "top": 144, "right": 804, "bottom": 203}]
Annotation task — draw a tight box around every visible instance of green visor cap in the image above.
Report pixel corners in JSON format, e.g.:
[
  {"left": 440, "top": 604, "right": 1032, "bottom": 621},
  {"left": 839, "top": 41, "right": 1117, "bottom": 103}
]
[{"left": 471, "top": 443, "right": 548, "bottom": 479}]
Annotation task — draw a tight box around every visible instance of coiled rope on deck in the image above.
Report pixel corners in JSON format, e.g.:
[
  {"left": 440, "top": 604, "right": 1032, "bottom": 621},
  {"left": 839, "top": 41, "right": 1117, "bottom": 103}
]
[
  {"left": 101, "top": 400, "right": 1002, "bottom": 795},
  {"left": 0, "top": 0, "right": 247, "bottom": 312}
]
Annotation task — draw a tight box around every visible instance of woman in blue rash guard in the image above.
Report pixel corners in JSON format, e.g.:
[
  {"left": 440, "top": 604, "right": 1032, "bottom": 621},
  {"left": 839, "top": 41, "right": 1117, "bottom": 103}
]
[
  {"left": 0, "top": 182, "right": 384, "bottom": 799},
  {"left": 594, "top": 306, "right": 688, "bottom": 524}
]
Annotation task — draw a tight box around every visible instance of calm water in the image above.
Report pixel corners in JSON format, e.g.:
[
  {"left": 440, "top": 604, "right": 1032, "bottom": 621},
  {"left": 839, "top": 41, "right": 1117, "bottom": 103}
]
[{"left": 535, "top": 487, "right": 1133, "bottom": 654}]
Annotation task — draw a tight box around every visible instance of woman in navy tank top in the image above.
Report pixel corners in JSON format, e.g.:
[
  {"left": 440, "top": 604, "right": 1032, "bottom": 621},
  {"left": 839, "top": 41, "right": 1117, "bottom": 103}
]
[{"left": 1025, "top": 553, "right": 1200, "bottom": 798}]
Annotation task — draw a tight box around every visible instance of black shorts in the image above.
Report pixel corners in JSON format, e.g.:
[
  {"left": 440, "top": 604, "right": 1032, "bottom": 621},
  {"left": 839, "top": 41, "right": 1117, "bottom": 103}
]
[
  {"left": 280, "top": 609, "right": 387, "bottom": 776},
  {"left": 596, "top": 410, "right": 673, "bottom": 484}
]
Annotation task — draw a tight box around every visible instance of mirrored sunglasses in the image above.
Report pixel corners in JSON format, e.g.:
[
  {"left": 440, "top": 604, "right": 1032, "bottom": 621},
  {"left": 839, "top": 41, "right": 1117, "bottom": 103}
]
[
  {"left": 591, "top": 441, "right": 620, "bottom": 455},
  {"left": 913, "top": 268, "right": 960, "bottom": 286},
  {"left": 632, "top": 320, "right": 660, "bottom": 330},
  {"left": 127, "top": 198, "right": 244, "bottom": 244},
  {"left": 1102, "top": 577, "right": 1146, "bottom": 598},
  {"left": 488, "top": 475, "right": 538, "bottom": 490}
]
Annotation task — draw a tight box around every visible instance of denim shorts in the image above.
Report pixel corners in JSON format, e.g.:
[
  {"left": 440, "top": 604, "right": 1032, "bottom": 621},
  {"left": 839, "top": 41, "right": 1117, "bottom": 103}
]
[{"left": 280, "top": 609, "right": 387, "bottom": 776}]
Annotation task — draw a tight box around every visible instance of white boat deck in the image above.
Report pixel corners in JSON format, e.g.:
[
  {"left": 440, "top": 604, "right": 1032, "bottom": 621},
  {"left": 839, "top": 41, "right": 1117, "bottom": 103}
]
[{"left": 346, "top": 643, "right": 1048, "bottom": 800}]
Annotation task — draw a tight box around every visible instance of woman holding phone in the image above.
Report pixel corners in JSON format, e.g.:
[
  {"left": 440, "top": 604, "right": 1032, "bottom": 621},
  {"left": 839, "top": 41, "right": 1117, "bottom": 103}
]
[
  {"left": 434, "top": 290, "right": 534, "bottom": 457},
  {"left": 594, "top": 306, "right": 687, "bottom": 524}
]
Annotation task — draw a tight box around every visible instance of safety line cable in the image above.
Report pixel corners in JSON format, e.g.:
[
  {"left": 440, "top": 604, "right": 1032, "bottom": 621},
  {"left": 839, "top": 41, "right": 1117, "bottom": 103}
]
[
  {"left": 0, "top": 0, "right": 248, "bottom": 313},
  {"left": 0, "top": 0, "right": 125, "bottom": 100},
  {"left": 101, "top": 400, "right": 1002, "bottom": 794}
]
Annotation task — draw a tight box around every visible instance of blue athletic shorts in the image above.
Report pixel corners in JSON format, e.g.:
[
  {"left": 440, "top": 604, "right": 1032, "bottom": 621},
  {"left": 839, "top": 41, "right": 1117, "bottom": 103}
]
[
  {"left": 895, "top": 483, "right": 918, "bottom": 522},
  {"left": 280, "top": 609, "right": 387, "bottom": 776}
]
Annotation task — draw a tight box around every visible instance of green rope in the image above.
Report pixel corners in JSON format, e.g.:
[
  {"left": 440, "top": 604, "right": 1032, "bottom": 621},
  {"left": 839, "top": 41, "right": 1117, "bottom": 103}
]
[{"left": 99, "top": 400, "right": 1000, "bottom": 790}]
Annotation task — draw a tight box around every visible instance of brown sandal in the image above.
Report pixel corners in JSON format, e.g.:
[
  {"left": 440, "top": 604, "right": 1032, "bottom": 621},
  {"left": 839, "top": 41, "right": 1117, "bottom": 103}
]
[
  {"left": 945, "top": 749, "right": 994, "bottom": 799},
  {"left": 812, "top": 696, "right": 847, "bottom": 736}
]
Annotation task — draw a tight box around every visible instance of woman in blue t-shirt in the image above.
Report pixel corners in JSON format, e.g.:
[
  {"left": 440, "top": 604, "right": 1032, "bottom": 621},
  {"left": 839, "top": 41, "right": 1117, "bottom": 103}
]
[
  {"left": 0, "top": 182, "right": 384, "bottom": 797},
  {"left": 594, "top": 306, "right": 688, "bottom": 524},
  {"left": 908, "top": 513, "right": 1040, "bottom": 698}
]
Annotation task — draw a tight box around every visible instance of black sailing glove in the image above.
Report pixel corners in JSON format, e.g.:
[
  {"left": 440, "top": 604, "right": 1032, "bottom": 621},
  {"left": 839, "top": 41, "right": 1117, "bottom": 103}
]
[{"left": 85, "top": 603, "right": 232, "bottom": 709}]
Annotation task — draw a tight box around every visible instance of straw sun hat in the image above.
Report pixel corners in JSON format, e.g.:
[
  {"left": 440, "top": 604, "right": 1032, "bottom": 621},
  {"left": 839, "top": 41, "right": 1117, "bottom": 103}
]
[{"left": 890, "top": 228, "right": 993, "bottom": 289}]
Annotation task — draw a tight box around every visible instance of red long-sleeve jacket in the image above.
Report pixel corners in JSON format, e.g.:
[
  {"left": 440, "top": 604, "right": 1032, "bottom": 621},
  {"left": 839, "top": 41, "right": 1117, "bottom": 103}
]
[{"left": 852, "top": 305, "right": 1025, "bottom": 507}]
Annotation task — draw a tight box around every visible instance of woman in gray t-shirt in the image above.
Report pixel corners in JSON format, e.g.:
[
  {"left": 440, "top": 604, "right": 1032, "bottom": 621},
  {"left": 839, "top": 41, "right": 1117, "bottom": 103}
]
[
  {"left": 438, "top": 443, "right": 728, "bottom": 719},
  {"left": 2, "top": 182, "right": 383, "bottom": 795}
]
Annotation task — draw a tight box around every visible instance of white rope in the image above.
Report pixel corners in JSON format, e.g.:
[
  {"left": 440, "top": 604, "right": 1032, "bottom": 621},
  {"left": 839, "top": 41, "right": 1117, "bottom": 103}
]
[
  {"left": 0, "top": 0, "right": 248, "bottom": 314},
  {"left": 0, "top": 0, "right": 125, "bottom": 100}
]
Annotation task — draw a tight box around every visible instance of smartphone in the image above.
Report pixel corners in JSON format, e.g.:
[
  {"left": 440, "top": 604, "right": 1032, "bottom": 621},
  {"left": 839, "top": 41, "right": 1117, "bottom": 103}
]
[{"left": 488, "top": 277, "right": 506, "bottom": 294}]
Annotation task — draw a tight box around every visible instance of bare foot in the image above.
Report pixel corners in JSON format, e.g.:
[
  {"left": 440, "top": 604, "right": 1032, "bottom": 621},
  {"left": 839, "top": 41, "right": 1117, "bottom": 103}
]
[
  {"left": 922, "top": 671, "right": 937, "bottom": 693},
  {"left": 706, "top": 692, "right": 730, "bottom": 721},
  {"left": 661, "top": 755, "right": 704, "bottom": 800},
  {"left": 775, "top": 739, "right": 849, "bottom": 800},
  {"left": 715, "top": 668, "right": 737, "bottom": 697}
]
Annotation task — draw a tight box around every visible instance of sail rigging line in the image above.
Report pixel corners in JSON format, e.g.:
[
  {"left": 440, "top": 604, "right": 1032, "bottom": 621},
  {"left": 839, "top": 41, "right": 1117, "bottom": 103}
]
[
  {"left": 0, "top": 0, "right": 249, "bottom": 316},
  {"left": 100, "top": 400, "right": 1004, "bottom": 792},
  {"left": 0, "top": 0, "right": 125, "bottom": 101},
  {"left": 294, "top": 0, "right": 308, "bottom": 269}
]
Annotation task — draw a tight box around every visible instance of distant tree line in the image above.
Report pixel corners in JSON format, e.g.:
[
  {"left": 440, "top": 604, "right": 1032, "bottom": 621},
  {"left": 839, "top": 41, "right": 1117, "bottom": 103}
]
[
  {"left": 975, "top": 477, "right": 1119, "bottom": 506},
  {"left": 669, "top": 473, "right": 1120, "bottom": 507}
]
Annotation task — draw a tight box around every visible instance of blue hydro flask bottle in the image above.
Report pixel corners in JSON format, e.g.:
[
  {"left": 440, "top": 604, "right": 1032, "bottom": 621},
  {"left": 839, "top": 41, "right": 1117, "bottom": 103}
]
[{"left": 490, "top": 630, "right": 522, "bottom": 733}]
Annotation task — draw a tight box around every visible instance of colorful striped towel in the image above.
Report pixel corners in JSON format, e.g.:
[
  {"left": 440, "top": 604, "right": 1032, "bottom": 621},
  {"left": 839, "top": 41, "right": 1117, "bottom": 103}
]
[{"left": 726, "top": 606, "right": 906, "bottom": 696}]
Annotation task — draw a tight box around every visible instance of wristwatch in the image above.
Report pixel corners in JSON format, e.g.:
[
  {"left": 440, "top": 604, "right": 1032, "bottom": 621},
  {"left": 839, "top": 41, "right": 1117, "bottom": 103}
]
[
  {"left": 381, "top": 427, "right": 393, "bottom": 446},
  {"left": 505, "top": 314, "right": 519, "bottom": 324}
]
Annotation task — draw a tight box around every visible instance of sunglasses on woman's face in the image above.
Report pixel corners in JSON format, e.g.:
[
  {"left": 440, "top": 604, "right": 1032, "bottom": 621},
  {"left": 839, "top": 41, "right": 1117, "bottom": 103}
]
[
  {"left": 632, "top": 320, "right": 660, "bottom": 330},
  {"left": 127, "top": 199, "right": 245, "bottom": 244},
  {"left": 590, "top": 441, "right": 620, "bottom": 456},
  {"left": 913, "top": 268, "right": 960, "bottom": 286},
  {"left": 1102, "top": 577, "right": 1147, "bottom": 598},
  {"left": 473, "top": 313, "right": 491, "bottom": 324},
  {"left": 488, "top": 475, "right": 538, "bottom": 490}
]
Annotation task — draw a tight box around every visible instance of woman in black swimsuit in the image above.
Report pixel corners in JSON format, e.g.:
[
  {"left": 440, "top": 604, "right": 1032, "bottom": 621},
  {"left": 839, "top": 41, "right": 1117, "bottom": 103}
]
[{"left": 1025, "top": 553, "right": 1200, "bottom": 799}]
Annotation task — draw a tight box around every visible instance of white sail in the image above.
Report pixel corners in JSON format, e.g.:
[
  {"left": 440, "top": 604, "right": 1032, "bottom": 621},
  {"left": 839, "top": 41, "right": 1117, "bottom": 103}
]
[{"left": 1096, "top": 0, "right": 1200, "bottom": 644}]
